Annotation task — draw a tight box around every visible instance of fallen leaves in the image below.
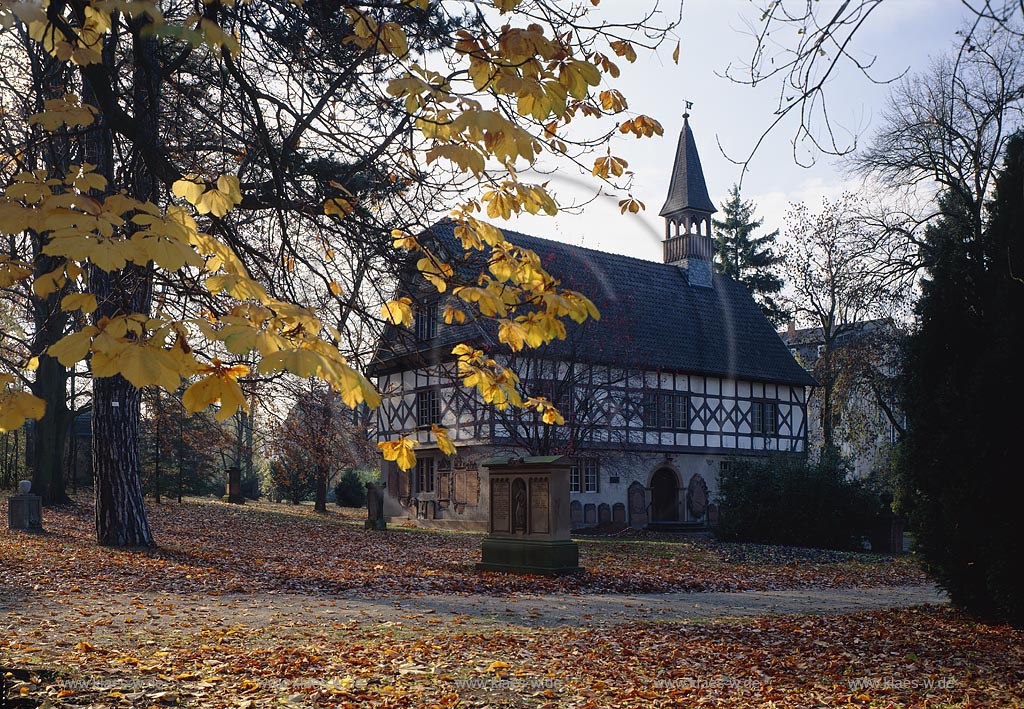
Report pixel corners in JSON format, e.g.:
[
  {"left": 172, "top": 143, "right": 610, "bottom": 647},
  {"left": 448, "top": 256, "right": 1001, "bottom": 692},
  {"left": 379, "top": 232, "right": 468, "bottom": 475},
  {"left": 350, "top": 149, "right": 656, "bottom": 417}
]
[
  {"left": 0, "top": 495, "right": 961, "bottom": 708},
  {"left": 0, "top": 495, "right": 926, "bottom": 601},
  {"left": 6, "top": 604, "right": 1019, "bottom": 709}
]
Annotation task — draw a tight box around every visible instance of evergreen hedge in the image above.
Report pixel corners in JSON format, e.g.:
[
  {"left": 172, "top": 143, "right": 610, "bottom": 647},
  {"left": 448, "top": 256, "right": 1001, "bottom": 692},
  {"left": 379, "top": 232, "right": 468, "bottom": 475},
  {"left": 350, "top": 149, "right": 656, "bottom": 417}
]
[{"left": 715, "top": 451, "right": 882, "bottom": 550}]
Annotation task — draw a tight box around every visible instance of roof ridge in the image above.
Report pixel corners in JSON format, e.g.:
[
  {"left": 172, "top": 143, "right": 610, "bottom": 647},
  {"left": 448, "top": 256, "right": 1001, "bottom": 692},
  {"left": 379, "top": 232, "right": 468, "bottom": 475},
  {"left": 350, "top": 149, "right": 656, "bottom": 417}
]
[{"left": 432, "top": 219, "right": 685, "bottom": 273}]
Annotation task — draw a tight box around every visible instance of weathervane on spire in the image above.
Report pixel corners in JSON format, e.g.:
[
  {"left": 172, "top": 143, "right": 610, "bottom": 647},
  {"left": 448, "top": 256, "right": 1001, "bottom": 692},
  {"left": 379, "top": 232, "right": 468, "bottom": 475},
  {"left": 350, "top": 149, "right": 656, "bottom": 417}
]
[{"left": 683, "top": 100, "right": 694, "bottom": 118}]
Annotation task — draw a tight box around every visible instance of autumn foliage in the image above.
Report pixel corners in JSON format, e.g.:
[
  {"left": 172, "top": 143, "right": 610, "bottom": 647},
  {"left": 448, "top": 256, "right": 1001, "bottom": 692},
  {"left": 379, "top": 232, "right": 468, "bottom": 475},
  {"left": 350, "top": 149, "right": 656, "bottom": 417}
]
[{"left": 0, "top": 0, "right": 672, "bottom": 454}]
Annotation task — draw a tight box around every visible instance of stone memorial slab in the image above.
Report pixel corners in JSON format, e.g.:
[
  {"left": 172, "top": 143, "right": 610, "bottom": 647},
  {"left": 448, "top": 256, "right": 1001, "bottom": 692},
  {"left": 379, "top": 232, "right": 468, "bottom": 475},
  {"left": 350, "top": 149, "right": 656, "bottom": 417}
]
[
  {"left": 687, "top": 473, "right": 708, "bottom": 519},
  {"left": 365, "top": 482, "right": 387, "bottom": 530},
  {"left": 529, "top": 477, "right": 549, "bottom": 535},
  {"left": 491, "top": 478, "right": 511, "bottom": 533}
]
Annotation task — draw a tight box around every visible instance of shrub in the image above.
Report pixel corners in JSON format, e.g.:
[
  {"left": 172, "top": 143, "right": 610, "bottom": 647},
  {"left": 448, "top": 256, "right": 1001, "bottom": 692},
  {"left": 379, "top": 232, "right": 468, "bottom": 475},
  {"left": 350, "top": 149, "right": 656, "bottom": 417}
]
[
  {"left": 334, "top": 469, "right": 367, "bottom": 508},
  {"left": 716, "top": 450, "right": 883, "bottom": 550}
]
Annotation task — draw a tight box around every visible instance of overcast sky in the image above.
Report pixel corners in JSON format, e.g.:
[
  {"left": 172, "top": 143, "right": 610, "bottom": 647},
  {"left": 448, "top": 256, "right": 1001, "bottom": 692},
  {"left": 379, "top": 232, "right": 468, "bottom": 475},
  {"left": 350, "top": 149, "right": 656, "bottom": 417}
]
[{"left": 506, "top": 0, "right": 972, "bottom": 261}]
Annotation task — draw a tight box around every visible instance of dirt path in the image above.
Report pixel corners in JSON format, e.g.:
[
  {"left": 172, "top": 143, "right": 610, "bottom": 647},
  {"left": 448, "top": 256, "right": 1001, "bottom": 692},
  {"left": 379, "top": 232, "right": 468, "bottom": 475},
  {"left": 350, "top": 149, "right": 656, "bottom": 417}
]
[{"left": 3, "top": 584, "right": 946, "bottom": 635}]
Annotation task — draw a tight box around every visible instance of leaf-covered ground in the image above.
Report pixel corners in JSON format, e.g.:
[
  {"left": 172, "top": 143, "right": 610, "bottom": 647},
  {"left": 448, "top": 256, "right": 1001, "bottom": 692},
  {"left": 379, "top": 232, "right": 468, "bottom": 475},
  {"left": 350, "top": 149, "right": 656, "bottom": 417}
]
[
  {"left": 2, "top": 598, "right": 1021, "bottom": 708},
  {"left": 2, "top": 497, "right": 1019, "bottom": 708},
  {"left": 0, "top": 496, "right": 925, "bottom": 598}
]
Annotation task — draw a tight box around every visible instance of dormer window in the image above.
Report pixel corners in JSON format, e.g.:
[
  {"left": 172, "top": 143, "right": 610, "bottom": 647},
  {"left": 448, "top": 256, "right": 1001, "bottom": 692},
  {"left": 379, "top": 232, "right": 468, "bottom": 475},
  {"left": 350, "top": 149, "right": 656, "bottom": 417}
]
[{"left": 415, "top": 301, "right": 438, "bottom": 341}]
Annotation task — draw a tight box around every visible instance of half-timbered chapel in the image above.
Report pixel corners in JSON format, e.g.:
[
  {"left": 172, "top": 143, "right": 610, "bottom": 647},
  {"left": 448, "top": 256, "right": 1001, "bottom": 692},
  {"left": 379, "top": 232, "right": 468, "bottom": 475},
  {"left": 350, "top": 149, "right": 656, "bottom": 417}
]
[{"left": 369, "top": 114, "right": 815, "bottom": 530}]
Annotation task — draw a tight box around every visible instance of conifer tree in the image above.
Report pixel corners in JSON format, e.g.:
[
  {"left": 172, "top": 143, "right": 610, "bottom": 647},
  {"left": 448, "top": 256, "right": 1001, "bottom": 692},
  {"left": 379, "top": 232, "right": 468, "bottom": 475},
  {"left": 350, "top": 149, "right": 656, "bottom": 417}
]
[
  {"left": 901, "top": 134, "right": 1024, "bottom": 626},
  {"left": 712, "top": 185, "right": 787, "bottom": 325}
]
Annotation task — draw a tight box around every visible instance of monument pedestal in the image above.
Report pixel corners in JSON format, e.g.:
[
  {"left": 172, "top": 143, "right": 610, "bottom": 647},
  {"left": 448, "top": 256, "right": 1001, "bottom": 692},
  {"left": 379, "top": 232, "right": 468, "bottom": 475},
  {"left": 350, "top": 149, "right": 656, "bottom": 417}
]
[
  {"left": 8, "top": 491, "right": 43, "bottom": 532},
  {"left": 222, "top": 466, "right": 245, "bottom": 504},
  {"left": 477, "top": 538, "right": 580, "bottom": 575},
  {"left": 476, "top": 456, "right": 582, "bottom": 576}
]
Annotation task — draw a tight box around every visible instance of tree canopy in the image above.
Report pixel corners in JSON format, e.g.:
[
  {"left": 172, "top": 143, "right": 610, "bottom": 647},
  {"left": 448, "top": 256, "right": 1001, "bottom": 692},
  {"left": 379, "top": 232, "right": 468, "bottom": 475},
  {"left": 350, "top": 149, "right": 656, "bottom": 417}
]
[
  {"left": 711, "top": 184, "right": 786, "bottom": 326},
  {"left": 901, "top": 133, "right": 1024, "bottom": 626},
  {"left": 0, "top": 0, "right": 677, "bottom": 543}
]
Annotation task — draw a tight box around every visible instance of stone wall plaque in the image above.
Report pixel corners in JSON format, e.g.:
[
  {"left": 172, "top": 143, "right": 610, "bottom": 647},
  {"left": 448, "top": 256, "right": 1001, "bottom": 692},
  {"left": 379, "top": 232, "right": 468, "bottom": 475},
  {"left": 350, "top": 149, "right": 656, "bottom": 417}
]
[
  {"left": 491, "top": 478, "right": 511, "bottom": 534},
  {"left": 529, "top": 478, "right": 549, "bottom": 535}
]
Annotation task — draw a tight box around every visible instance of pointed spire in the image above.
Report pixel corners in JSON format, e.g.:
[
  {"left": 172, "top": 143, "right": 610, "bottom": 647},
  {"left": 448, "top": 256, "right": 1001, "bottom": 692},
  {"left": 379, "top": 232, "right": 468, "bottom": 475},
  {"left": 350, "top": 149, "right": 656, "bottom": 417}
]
[
  {"left": 660, "top": 106, "right": 717, "bottom": 287},
  {"left": 659, "top": 112, "right": 716, "bottom": 218}
]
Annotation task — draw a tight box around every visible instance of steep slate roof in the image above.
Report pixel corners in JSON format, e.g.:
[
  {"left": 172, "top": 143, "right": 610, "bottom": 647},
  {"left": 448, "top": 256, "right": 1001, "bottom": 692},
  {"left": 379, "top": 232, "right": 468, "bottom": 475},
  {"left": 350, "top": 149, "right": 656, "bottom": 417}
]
[
  {"left": 659, "top": 115, "right": 717, "bottom": 217},
  {"left": 370, "top": 221, "right": 815, "bottom": 388}
]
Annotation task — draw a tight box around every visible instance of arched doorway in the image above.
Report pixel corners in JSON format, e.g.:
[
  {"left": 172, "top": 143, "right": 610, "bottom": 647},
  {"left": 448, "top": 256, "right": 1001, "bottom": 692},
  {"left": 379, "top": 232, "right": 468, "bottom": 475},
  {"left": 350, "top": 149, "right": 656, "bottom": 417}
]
[{"left": 650, "top": 468, "right": 679, "bottom": 522}]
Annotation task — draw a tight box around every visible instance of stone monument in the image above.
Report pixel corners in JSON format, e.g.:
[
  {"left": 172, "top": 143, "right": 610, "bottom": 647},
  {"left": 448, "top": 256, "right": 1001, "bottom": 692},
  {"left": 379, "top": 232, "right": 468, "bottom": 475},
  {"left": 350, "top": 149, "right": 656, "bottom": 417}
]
[
  {"left": 476, "top": 456, "right": 582, "bottom": 575},
  {"left": 8, "top": 480, "right": 43, "bottom": 532},
  {"left": 365, "top": 481, "right": 387, "bottom": 530},
  {"left": 223, "top": 466, "right": 245, "bottom": 504}
]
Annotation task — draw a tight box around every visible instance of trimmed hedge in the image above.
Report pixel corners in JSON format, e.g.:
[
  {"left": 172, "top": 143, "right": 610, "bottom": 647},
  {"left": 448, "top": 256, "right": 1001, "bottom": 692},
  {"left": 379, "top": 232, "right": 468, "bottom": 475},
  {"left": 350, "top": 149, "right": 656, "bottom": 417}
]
[{"left": 716, "top": 451, "right": 882, "bottom": 550}]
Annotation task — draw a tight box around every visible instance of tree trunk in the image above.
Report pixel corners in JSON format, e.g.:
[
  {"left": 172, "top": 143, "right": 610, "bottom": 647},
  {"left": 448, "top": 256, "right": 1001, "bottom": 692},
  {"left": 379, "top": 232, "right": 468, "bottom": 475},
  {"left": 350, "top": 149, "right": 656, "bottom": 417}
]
[
  {"left": 80, "top": 19, "right": 160, "bottom": 546},
  {"left": 153, "top": 394, "right": 161, "bottom": 504},
  {"left": 315, "top": 464, "right": 328, "bottom": 513},
  {"left": 819, "top": 344, "right": 837, "bottom": 454},
  {"left": 29, "top": 357, "right": 71, "bottom": 505},
  {"left": 93, "top": 375, "right": 154, "bottom": 547},
  {"left": 24, "top": 36, "right": 73, "bottom": 506}
]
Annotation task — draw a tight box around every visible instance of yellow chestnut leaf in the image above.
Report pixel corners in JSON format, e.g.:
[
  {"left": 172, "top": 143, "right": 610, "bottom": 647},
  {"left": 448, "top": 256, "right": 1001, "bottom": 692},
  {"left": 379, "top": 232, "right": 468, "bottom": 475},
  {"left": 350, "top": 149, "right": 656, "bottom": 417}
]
[
  {"left": 171, "top": 176, "right": 205, "bottom": 205},
  {"left": 381, "top": 298, "right": 414, "bottom": 327},
  {"left": 431, "top": 424, "right": 457, "bottom": 457},
  {"left": 60, "top": 293, "right": 98, "bottom": 314},
  {"left": 48, "top": 327, "right": 99, "bottom": 366},
  {"left": 182, "top": 364, "right": 250, "bottom": 422},
  {"left": 378, "top": 437, "right": 417, "bottom": 471},
  {"left": 0, "top": 389, "right": 46, "bottom": 433}
]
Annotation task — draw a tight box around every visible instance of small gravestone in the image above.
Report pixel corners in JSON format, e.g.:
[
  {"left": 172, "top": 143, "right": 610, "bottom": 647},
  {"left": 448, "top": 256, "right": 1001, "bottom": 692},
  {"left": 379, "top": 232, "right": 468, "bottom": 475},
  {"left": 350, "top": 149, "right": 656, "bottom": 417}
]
[
  {"left": 569, "top": 500, "right": 583, "bottom": 527},
  {"left": 365, "top": 482, "right": 387, "bottom": 530},
  {"left": 628, "top": 481, "right": 648, "bottom": 528},
  {"left": 477, "top": 456, "right": 582, "bottom": 575},
  {"left": 687, "top": 474, "right": 709, "bottom": 519},
  {"left": 222, "top": 466, "right": 245, "bottom": 504},
  {"left": 8, "top": 480, "right": 43, "bottom": 532}
]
